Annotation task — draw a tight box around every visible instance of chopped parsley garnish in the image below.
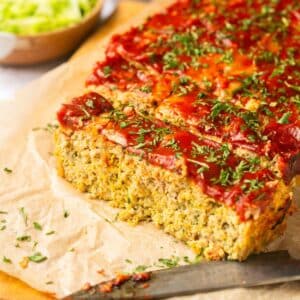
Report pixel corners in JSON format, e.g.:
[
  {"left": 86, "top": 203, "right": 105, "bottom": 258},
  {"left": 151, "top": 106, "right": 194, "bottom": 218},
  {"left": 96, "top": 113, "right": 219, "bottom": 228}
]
[
  {"left": 291, "top": 95, "right": 300, "bottom": 109},
  {"left": 220, "top": 50, "right": 234, "bottom": 64},
  {"left": 140, "top": 85, "right": 152, "bottom": 93},
  {"left": 234, "top": 72, "right": 264, "bottom": 97},
  {"left": 108, "top": 110, "right": 127, "bottom": 122},
  {"left": 202, "top": 78, "right": 213, "bottom": 90},
  {"left": 261, "top": 106, "right": 274, "bottom": 117},
  {"left": 271, "top": 64, "right": 286, "bottom": 77},
  {"left": 157, "top": 257, "right": 180, "bottom": 268},
  {"left": 3, "top": 167, "right": 12, "bottom": 174},
  {"left": 187, "top": 159, "right": 209, "bottom": 173},
  {"left": 32, "top": 241, "right": 38, "bottom": 250},
  {"left": 3, "top": 256, "right": 12, "bottom": 264},
  {"left": 171, "top": 76, "right": 197, "bottom": 96},
  {"left": 102, "top": 66, "right": 112, "bottom": 78},
  {"left": 210, "top": 101, "right": 236, "bottom": 120},
  {"left": 256, "top": 50, "right": 277, "bottom": 63},
  {"left": 120, "top": 121, "right": 129, "bottom": 128},
  {"left": 132, "top": 125, "right": 172, "bottom": 150},
  {"left": 46, "top": 230, "right": 55, "bottom": 235},
  {"left": 19, "top": 207, "right": 28, "bottom": 226},
  {"left": 191, "top": 142, "right": 210, "bottom": 157},
  {"left": 242, "top": 179, "right": 264, "bottom": 193},
  {"left": 211, "top": 155, "right": 261, "bottom": 187},
  {"left": 33, "top": 222, "right": 43, "bottom": 231},
  {"left": 28, "top": 252, "right": 47, "bottom": 263},
  {"left": 85, "top": 99, "right": 95, "bottom": 109},
  {"left": 239, "top": 111, "right": 260, "bottom": 133},
  {"left": 16, "top": 235, "right": 31, "bottom": 242},
  {"left": 163, "top": 51, "right": 180, "bottom": 70},
  {"left": 232, "top": 161, "right": 250, "bottom": 181},
  {"left": 225, "top": 21, "right": 235, "bottom": 31},
  {"left": 284, "top": 81, "right": 300, "bottom": 92},
  {"left": 165, "top": 138, "right": 180, "bottom": 151},
  {"left": 197, "top": 92, "right": 207, "bottom": 99},
  {"left": 191, "top": 142, "right": 232, "bottom": 168},
  {"left": 80, "top": 106, "right": 91, "bottom": 119},
  {"left": 278, "top": 112, "right": 291, "bottom": 124},
  {"left": 211, "top": 168, "right": 232, "bottom": 186},
  {"left": 221, "top": 144, "right": 231, "bottom": 161},
  {"left": 42, "top": 123, "right": 58, "bottom": 133},
  {"left": 133, "top": 265, "right": 149, "bottom": 273},
  {"left": 241, "top": 18, "right": 252, "bottom": 30},
  {"left": 179, "top": 76, "right": 191, "bottom": 85},
  {"left": 183, "top": 256, "right": 193, "bottom": 264},
  {"left": 196, "top": 165, "right": 209, "bottom": 174}
]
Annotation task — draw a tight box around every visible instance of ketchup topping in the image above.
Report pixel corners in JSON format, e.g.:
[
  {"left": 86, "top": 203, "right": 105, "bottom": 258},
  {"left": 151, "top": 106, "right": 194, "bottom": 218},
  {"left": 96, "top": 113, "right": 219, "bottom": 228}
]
[
  {"left": 85, "top": 0, "right": 299, "bottom": 162},
  {"left": 57, "top": 92, "right": 113, "bottom": 130}
]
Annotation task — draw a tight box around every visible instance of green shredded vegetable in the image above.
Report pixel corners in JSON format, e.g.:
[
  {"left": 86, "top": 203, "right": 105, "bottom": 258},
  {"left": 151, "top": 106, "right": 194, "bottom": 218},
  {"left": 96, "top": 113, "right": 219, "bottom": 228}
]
[{"left": 0, "top": 0, "right": 97, "bottom": 35}]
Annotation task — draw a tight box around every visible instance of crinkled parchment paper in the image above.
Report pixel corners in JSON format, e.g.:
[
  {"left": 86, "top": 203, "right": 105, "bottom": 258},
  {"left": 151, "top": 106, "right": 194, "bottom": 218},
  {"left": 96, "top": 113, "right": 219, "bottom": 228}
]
[{"left": 1, "top": 3, "right": 300, "bottom": 300}]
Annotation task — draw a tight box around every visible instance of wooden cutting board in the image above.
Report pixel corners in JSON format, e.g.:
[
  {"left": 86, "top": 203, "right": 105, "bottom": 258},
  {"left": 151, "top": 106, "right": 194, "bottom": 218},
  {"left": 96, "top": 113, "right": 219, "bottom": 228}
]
[{"left": 0, "top": 1, "right": 146, "bottom": 299}]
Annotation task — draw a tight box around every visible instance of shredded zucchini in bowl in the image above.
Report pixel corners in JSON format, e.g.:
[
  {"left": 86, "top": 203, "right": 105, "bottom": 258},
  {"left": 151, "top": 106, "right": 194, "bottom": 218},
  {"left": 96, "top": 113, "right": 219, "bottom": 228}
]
[{"left": 0, "top": 0, "right": 98, "bottom": 35}]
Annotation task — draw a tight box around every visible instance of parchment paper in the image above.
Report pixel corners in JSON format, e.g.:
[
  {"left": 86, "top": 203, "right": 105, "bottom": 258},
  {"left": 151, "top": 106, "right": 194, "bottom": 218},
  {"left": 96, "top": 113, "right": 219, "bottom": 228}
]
[{"left": 0, "top": 2, "right": 300, "bottom": 299}]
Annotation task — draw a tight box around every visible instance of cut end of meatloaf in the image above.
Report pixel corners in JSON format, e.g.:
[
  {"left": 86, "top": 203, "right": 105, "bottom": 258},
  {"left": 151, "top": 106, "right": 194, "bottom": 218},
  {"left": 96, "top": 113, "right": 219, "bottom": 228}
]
[
  {"left": 54, "top": 0, "right": 300, "bottom": 261},
  {"left": 54, "top": 106, "right": 294, "bottom": 261}
]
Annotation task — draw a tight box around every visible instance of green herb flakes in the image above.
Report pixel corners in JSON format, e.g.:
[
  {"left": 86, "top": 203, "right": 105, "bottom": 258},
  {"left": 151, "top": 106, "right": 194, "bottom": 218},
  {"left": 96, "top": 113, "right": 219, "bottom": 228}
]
[
  {"left": 16, "top": 235, "right": 31, "bottom": 242},
  {"left": 133, "top": 265, "right": 149, "bottom": 273},
  {"left": 3, "top": 168, "right": 12, "bottom": 174},
  {"left": 158, "top": 257, "right": 180, "bottom": 268},
  {"left": 103, "top": 66, "right": 112, "bottom": 78},
  {"left": 28, "top": 252, "right": 48, "bottom": 263},
  {"left": 46, "top": 230, "right": 55, "bottom": 235},
  {"left": 33, "top": 222, "right": 43, "bottom": 231},
  {"left": 278, "top": 112, "right": 291, "bottom": 124},
  {"left": 19, "top": 207, "right": 28, "bottom": 226},
  {"left": 3, "top": 256, "right": 12, "bottom": 264}
]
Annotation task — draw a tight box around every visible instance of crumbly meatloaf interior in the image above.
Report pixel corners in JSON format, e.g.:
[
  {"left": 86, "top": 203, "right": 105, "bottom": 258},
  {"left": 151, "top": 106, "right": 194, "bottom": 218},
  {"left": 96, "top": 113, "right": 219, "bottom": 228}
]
[{"left": 54, "top": 124, "right": 292, "bottom": 261}]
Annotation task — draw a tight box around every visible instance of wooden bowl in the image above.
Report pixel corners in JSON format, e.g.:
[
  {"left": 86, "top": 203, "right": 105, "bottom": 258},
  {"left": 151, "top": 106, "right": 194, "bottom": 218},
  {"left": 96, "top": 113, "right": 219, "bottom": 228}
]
[{"left": 0, "top": 0, "right": 102, "bottom": 66}]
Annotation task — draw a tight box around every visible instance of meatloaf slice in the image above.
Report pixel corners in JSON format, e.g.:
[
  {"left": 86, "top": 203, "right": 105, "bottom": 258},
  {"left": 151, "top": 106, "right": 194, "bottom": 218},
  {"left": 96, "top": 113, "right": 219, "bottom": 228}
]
[{"left": 54, "top": 93, "right": 293, "bottom": 261}]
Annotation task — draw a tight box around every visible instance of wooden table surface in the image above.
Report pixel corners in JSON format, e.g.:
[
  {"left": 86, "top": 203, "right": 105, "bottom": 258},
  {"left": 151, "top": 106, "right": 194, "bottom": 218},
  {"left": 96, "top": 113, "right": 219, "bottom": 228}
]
[{"left": 0, "top": 1, "right": 145, "bottom": 299}]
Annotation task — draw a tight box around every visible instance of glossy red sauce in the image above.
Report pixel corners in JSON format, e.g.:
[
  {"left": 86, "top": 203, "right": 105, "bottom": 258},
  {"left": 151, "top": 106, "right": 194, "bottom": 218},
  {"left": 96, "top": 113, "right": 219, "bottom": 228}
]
[
  {"left": 57, "top": 92, "right": 113, "bottom": 130},
  {"left": 86, "top": 0, "right": 300, "bottom": 162},
  {"left": 163, "top": 92, "right": 264, "bottom": 152},
  {"left": 265, "top": 121, "right": 300, "bottom": 161}
]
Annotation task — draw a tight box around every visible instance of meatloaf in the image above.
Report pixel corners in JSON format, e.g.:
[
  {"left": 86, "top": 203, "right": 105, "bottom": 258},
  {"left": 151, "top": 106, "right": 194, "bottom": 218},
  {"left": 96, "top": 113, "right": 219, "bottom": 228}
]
[{"left": 54, "top": 0, "right": 299, "bottom": 260}]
